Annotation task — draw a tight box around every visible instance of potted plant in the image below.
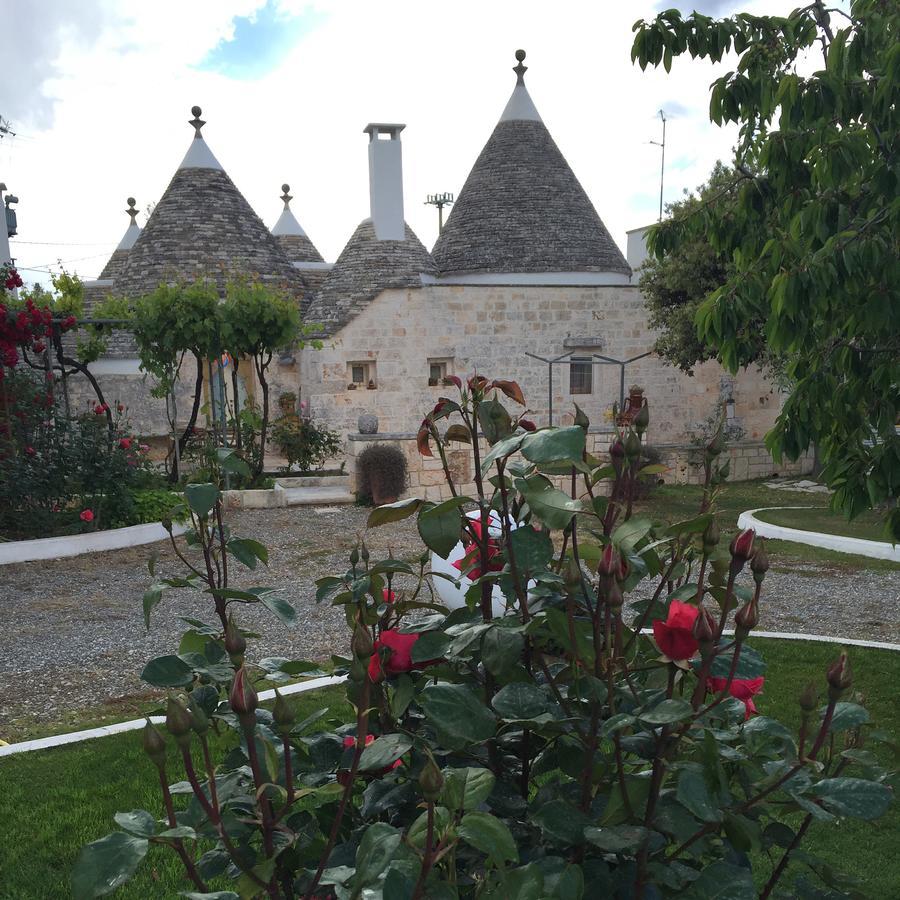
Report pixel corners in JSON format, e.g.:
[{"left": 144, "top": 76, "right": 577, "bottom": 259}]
[
  {"left": 357, "top": 443, "right": 407, "bottom": 505},
  {"left": 428, "top": 376, "right": 439, "bottom": 387},
  {"left": 277, "top": 391, "right": 296, "bottom": 416},
  {"left": 367, "top": 379, "right": 377, "bottom": 390},
  {"left": 347, "top": 382, "right": 357, "bottom": 390}
]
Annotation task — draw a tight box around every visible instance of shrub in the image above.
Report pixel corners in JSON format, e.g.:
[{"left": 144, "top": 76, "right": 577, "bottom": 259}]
[
  {"left": 130, "top": 488, "right": 181, "bottom": 525},
  {"left": 356, "top": 442, "right": 407, "bottom": 504},
  {"left": 76, "top": 378, "right": 893, "bottom": 900},
  {"left": 272, "top": 418, "right": 342, "bottom": 473}
]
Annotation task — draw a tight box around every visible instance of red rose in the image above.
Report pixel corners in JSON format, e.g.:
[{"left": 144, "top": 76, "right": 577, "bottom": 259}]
[
  {"left": 368, "top": 629, "right": 441, "bottom": 681},
  {"left": 707, "top": 676, "right": 764, "bottom": 719},
  {"left": 453, "top": 517, "right": 504, "bottom": 580},
  {"left": 383, "top": 589, "right": 396, "bottom": 603},
  {"left": 93, "top": 403, "right": 106, "bottom": 415},
  {"left": 117, "top": 403, "right": 124, "bottom": 413},
  {"left": 33, "top": 341, "right": 45, "bottom": 353},
  {"left": 25, "top": 445, "right": 36, "bottom": 457},
  {"left": 79, "top": 509, "right": 94, "bottom": 523},
  {"left": 518, "top": 418, "right": 537, "bottom": 432},
  {"left": 729, "top": 528, "right": 756, "bottom": 563},
  {"left": 119, "top": 438, "right": 132, "bottom": 450},
  {"left": 652, "top": 601, "right": 700, "bottom": 661}
]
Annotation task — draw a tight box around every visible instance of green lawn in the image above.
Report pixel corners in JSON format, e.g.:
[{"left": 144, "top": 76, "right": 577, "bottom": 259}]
[
  {"left": 1, "top": 644, "right": 896, "bottom": 899},
  {"left": 635, "top": 481, "right": 900, "bottom": 573},
  {"left": 754, "top": 505, "right": 890, "bottom": 542}
]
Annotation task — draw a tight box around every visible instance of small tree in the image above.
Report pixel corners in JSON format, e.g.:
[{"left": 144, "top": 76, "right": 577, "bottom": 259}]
[
  {"left": 632, "top": 1, "right": 900, "bottom": 539},
  {"left": 220, "top": 280, "right": 311, "bottom": 477}
]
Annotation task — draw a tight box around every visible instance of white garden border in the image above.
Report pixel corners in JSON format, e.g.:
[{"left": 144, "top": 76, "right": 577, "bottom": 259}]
[
  {"left": 0, "top": 521, "right": 188, "bottom": 566},
  {"left": 2, "top": 633, "right": 898, "bottom": 757},
  {"left": 738, "top": 507, "right": 900, "bottom": 562}
]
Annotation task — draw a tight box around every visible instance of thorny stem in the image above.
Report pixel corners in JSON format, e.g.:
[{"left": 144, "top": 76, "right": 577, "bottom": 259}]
[
  {"left": 411, "top": 802, "right": 436, "bottom": 900},
  {"left": 157, "top": 768, "right": 208, "bottom": 893}
]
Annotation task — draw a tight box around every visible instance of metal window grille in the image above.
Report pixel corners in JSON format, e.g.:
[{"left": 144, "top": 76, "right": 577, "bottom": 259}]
[{"left": 569, "top": 358, "right": 593, "bottom": 395}]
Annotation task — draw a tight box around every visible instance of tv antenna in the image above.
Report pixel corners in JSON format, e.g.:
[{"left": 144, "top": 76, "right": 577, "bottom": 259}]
[
  {"left": 649, "top": 109, "right": 666, "bottom": 221},
  {"left": 425, "top": 192, "right": 454, "bottom": 233},
  {"left": 0, "top": 116, "right": 15, "bottom": 139}
]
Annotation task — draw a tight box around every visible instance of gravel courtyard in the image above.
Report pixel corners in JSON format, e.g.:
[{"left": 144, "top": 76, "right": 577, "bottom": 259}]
[{"left": 1, "top": 504, "right": 897, "bottom": 733}]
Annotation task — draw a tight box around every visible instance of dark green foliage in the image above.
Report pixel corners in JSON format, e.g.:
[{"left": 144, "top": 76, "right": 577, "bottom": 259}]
[
  {"left": 272, "top": 418, "right": 342, "bottom": 473},
  {"left": 632, "top": 1, "right": 900, "bottom": 539}
]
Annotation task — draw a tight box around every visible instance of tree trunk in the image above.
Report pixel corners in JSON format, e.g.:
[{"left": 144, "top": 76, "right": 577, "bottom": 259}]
[
  {"left": 255, "top": 357, "right": 269, "bottom": 478},
  {"left": 175, "top": 353, "right": 205, "bottom": 468},
  {"left": 231, "top": 360, "right": 242, "bottom": 451}
]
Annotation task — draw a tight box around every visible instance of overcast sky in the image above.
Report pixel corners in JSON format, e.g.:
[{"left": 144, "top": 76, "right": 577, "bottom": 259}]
[{"left": 2, "top": 0, "right": 804, "bottom": 288}]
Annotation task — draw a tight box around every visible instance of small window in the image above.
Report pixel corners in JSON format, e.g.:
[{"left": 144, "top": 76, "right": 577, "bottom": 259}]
[
  {"left": 351, "top": 364, "right": 366, "bottom": 384},
  {"left": 427, "top": 358, "right": 453, "bottom": 386},
  {"left": 348, "top": 361, "right": 375, "bottom": 388},
  {"left": 569, "top": 358, "right": 593, "bottom": 395}
]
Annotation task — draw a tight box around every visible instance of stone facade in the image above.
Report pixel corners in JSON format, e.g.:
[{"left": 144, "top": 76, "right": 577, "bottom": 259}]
[{"left": 300, "top": 282, "right": 789, "bottom": 450}]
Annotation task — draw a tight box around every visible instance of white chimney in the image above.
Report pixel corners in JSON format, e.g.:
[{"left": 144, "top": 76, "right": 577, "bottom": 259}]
[{"left": 363, "top": 123, "right": 405, "bottom": 241}]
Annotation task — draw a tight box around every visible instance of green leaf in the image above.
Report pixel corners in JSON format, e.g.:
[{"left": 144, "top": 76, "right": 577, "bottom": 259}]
[
  {"left": 140, "top": 655, "right": 193, "bottom": 688},
  {"left": 72, "top": 832, "right": 149, "bottom": 899},
  {"left": 481, "top": 627, "right": 525, "bottom": 678},
  {"left": 142, "top": 585, "right": 164, "bottom": 631},
  {"left": 389, "top": 674, "right": 415, "bottom": 718},
  {"left": 492, "top": 682, "right": 553, "bottom": 720},
  {"left": 517, "top": 475, "right": 583, "bottom": 530},
  {"left": 708, "top": 643, "right": 766, "bottom": 680},
  {"left": 458, "top": 811, "right": 518, "bottom": 866},
  {"left": 677, "top": 766, "right": 722, "bottom": 823},
  {"left": 532, "top": 800, "right": 591, "bottom": 845},
  {"left": 480, "top": 432, "right": 526, "bottom": 474},
  {"left": 440, "top": 767, "right": 495, "bottom": 811},
  {"left": 537, "top": 858, "right": 584, "bottom": 899},
  {"left": 354, "top": 822, "right": 402, "bottom": 887},
  {"left": 113, "top": 811, "right": 156, "bottom": 838},
  {"left": 260, "top": 593, "right": 296, "bottom": 626},
  {"left": 418, "top": 498, "right": 466, "bottom": 559},
  {"left": 184, "top": 483, "right": 219, "bottom": 519},
  {"left": 640, "top": 698, "right": 694, "bottom": 725},
  {"left": 584, "top": 824, "right": 651, "bottom": 854},
  {"left": 215, "top": 447, "right": 250, "bottom": 477},
  {"left": 367, "top": 497, "right": 422, "bottom": 528},
  {"left": 477, "top": 398, "right": 513, "bottom": 445},
  {"left": 422, "top": 683, "right": 497, "bottom": 747},
  {"left": 521, "top": 426, "right": 586, "bottom": 464},
  {"left": 824, "top": 702, "right": 869, "bottom": 733},
  {"left": 683, "top": 860, "right": 755, "bottom": 899},
  {"left": 611, "top": 516, "right": 653, "bottom": 551},
  {"left": 226, "top": 538, "right": 268, "bottom": 569},
  {"left": 812, "top": 778, "right": 892, "bottom": 820},
  {"left": 359, "top": 733, "right": 413, "bottom": 771},
  {"left": 509, "top": 527, "right": 553, "bottom": 577},
  {"left": 667, "top": 513, "right": 713, "bottom": 537},
  {"left": 410, "top": 630, "right": 450, "bottom": 663}
]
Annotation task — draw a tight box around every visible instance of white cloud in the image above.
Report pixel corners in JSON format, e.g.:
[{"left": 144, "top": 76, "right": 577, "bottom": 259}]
[{"left": 4, "top": 0, "right": 797, "bottom": 288}]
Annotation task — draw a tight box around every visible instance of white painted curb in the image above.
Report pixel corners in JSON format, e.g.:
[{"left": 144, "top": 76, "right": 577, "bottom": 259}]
[
  {"left": 0, "top": 675, "right": 347, "bottom": 758},
  {"left": 738, "top": 507, "right": 900, "bottom": 562},
  {"left": 0, "top": 521, "right": 188, "bottom": 566}
]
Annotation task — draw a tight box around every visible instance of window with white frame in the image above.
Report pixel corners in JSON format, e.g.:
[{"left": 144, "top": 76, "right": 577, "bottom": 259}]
[
  {"left": 569, "top": 357, "right": 593, "bottom": 395},
  {"left": 348, "top": 361, "right": 375, "bottom": 387}
]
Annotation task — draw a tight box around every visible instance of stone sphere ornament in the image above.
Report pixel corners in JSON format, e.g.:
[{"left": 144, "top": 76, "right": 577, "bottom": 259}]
[{"left": 358, "top": 413, "right": 379, "bottom": 435}]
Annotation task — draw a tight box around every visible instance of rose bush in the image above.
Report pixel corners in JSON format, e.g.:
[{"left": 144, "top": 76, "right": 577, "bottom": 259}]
[{"left": 75, "top": 382, "right": 893, "bottom": 899}]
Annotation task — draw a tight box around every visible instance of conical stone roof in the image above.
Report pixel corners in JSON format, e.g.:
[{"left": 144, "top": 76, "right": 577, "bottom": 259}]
[
  {"left": 113, "top": 108, "right": 306, "bottom": 299},
  {"left": 271, "top": 183, "right": 324, "bottom": 263},
  {"left": 432, "top": 52, "right": 630, "bottom": 278},
  {"left": 305, "top": 218, "right": 436, "bottom": 337}
]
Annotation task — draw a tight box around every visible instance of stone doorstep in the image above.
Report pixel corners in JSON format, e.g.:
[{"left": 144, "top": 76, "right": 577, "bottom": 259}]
[
  {"left": 223, "top": 485, "right": 354, "bottom": 510},
  {"left": 274, "top": 475, "right": 350, "bottom": 489}
]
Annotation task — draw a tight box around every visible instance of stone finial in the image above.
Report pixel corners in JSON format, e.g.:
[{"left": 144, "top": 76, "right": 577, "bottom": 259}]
[
  {"left": 189, "top": 105, "right": 205, "bottom": 138},
  {"left": 280, "top": 183, "right": 292, "bottom": 210},
  {"left": 513, "top": 49, "right": 527, "bottom": 85},
  {"left": 126, "top": 197, "right": 138, "bottom": 225}
]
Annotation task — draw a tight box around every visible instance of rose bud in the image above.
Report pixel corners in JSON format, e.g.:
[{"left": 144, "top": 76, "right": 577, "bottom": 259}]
[
  {"left": 165, "top": 697, "right": 194, "bottom": 744},
  {"left": 349, "top": 544, "right": 360, "bottom": 567},
  {"left": 142, "top": 719, "right": 167, "bottom": 769},
  {"left": 604, "top": 579, "right": 624, "bottom": 610},
  {"left": 230, "top": 666, "right": 258, "bottom": 721},
  {"left": 360, "top": 540, "right": 370, "bottom": 563},
  {"left": 188, "top": 697, "right": 210, "bottom": 736},
  {"left": 419, "top": 755, "right": 444, "bottom": 802},
  {"left": 518, "top": 418, "right": 537, "bottom": 432},
  {"left": 633, "top": 402, "right": 649, "bottom": 436},
  {"left": 750, "top": 541, "right": 769, "bottom": 585},
  {"left": 624, "top": 431, "right": 642, "bottom": 462},
  {"left": 597, "top": 543, "right": 619, "bottom": 578},
  {"left": 617, "top": 555, "right": 630, "bottom": 584},
  {"left": 272, "top": 689, "right": 295, "bottom": 735},
  {"left": 799, "top": 681, "right": 818, "bottom": 714},
  {"left": 352, "top": 622, "right": 374, "bottom": 659},
  {"left": 224, "top": 614, "right": 246, "bottom": 665},
  {"left": 692, "top": 606, "right": 716, "bottom": 657},
  {"left": 734, "top": 596, "right": 759, "bottom": 640},
  {"left": 609, "top": 439, "right": 626, "bottom": 472},
  {"left": 563, "top": 557, "right": 582, "bottom": 597},
  {"left": 729, "top": 529, "right": 755, "bottom": 576},
  {"left": 826, "top": 652, "right": 852, "bottom": 701},
  {"left": 702, "top": 519, "right": 720, "bottom": 555}
]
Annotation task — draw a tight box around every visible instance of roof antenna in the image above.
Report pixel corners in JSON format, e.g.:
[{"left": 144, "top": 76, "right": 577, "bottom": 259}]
[
  {"left": 513, "top": 49, "right": 527, "bottom": 85},
  {"left": 649, "top": 109, "right": 667, "bottom": 221},
  {"left": 425, "top": 192, "right": 454, "bottom": 233}
]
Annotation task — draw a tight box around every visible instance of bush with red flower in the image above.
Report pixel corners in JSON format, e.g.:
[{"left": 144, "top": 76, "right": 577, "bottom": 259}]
[{"left": 79, "top": 380, "right": 892, "bottom": 900}]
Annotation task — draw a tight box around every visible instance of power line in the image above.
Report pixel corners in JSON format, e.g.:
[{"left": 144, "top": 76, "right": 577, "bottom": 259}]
[{"left": 12, "top": 239, "right": 117, "bottom": 247}]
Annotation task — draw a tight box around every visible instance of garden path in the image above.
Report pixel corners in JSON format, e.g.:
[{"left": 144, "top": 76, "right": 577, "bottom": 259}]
[{"left": 1, "top": 505, "right": 897, "bottom": 735}]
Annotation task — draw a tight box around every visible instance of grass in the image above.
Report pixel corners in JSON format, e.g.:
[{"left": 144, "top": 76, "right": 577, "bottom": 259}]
[
  {"left": 754, "top": 505, "right": 890, "bottom": 542},
  {"left": 634, "top": 481, "right": 900, "bottom": 573},
  {"left": 1, "top": 644, "right": 896, "bottom": 899}
]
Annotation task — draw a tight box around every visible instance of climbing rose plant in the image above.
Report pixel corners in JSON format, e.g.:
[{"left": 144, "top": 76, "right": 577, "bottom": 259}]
[{"left": 75, "top": 379, "right": 893, "bottom": 899}]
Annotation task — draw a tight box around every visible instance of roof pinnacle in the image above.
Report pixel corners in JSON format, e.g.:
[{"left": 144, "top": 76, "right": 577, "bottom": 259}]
[
  {"left": 280, "top": 183, "right": 292, "bottom": 210},
  {"left": 189, "top": 105, "right": 205, "bottom": 139},
  {"left": 125, "top": 197, "right": 138, "bottom": 226},
  {"left": 513, "top": 49, "right": 527, "bottom": 85}
]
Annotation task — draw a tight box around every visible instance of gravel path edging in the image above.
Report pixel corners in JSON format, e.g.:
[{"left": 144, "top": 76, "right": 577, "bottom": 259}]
[
  {"left": 0, "top": 674, "right": 347, "bottom": 758},
  {"left": 0, "top": 521, "right": 188, "bottom": 566},
  {"left": 738, "top": 507, "right": 900, "bottom": 562},
  {"left": 4, "top": 631, "right": 898, "bottom": 758}
]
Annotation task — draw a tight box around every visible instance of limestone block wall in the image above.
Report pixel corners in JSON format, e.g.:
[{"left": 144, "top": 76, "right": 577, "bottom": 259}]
[
  {"left": 300, "top": 283, "right": 785, "bottom": 450},
  {"left": 347, "top": 430, "right": 812, "bottom": 502}
]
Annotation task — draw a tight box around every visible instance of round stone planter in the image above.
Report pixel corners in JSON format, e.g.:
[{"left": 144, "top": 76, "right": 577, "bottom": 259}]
[{"left": 358, "top": 413, "right": 379, "bottom": 435}]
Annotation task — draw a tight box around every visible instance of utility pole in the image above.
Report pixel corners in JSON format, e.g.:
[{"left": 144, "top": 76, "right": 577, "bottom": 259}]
[
  {"left": 0, "top": 182, "right": 13, "bottom": 267},
  {"left": 649, "top": 109, "right": 666, "bottom": 221},
  {"left": 424, "top": 192, "right": 454, "bottom": 233}
]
